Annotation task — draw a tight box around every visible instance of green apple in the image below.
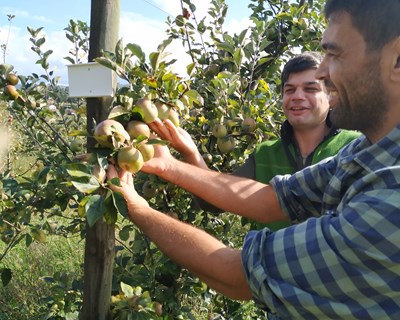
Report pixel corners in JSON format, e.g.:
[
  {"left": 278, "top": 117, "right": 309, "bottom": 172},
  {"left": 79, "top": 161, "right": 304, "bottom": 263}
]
[
  {"left": 126, "top": 120, "right": 151, "bottom": 139},
  {"left": 135, "top": 98, "right": 158, "bottom": 124},
  {"left": 138, "top": 142, "right": 155, "bottom": 162},
  {"left": 217, "top": 136, "right": 236, "bottom": 154},
  {"left": 117, "top": 146, "right": 144, "bottom": 173},
  {"left": 212, "top": 124, "right": 227, "bottom": 138},
  {"left": 93, "top": 119, "right": 130, "bottom": 149},
  {"left": 241, "top": 118, "right": 257, "bottom": 132}
]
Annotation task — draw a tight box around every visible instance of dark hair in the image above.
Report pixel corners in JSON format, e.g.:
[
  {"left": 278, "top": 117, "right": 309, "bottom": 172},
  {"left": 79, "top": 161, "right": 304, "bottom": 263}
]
[
  {"left": 281, "top": 52, "right": 323, "bottom": 91},
  {"left": 324, "top": 0, "right": 400, "bottom": 51}
]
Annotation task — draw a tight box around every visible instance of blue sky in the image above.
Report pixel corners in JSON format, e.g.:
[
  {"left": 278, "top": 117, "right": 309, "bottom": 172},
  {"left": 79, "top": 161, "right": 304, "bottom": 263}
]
[{"left": 0, "top": 1, "right": 252, "bottom": 84}]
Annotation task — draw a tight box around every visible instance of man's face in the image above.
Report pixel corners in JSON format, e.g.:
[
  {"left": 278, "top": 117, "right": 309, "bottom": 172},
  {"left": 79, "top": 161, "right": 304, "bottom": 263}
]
[
  {"left": 282, "top": 68, "right": 330, "bottom": 130},
  {"left": 316, "top": 12, "right": 389, "bottom": 139}
]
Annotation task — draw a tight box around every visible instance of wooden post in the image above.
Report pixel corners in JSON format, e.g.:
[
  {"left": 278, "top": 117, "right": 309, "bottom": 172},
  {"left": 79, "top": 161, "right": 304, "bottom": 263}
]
[{"left": 81, "top": 0, "right": 120, "bottom": 319}]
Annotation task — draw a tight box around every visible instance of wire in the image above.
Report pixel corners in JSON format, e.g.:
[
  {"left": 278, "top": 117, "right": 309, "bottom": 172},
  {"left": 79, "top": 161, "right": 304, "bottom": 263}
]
[{"left": 139, "top": 0, "right": 175, "bottom": 18}]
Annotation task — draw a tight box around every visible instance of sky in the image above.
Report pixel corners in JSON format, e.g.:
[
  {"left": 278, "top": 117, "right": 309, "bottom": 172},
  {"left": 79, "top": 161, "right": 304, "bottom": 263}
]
[{"left": 0, "top": 0, "right": 252, "bottom": 85}]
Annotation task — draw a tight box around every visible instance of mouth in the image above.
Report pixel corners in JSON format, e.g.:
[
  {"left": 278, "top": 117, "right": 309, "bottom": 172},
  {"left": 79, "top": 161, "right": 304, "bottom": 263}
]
[{"left": 289, "top": 106, "right": 309, "bottom": 112}]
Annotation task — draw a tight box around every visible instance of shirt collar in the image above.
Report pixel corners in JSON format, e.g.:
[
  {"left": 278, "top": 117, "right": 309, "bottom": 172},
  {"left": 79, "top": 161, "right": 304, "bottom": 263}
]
[{"left": 340, "top": 124, "right": 400, "bottom": 171}]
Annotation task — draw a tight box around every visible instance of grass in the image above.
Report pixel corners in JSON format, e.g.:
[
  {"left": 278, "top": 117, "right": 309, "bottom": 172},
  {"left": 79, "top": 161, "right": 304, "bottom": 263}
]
[{"left": 0, "top": 231, "right": 84, "bottom": 319}]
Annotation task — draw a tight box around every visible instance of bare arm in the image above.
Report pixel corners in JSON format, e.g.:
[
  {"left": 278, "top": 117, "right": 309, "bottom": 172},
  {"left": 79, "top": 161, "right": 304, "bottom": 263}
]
[
  {"left": 147, "top": 119, "right": 287, "bottom": 223},
  {"left": 141, "top": 145, "right": 285, "bottom": 223},
  {"left": 107, "top": 165, "right": 252, "bottom": 300}
]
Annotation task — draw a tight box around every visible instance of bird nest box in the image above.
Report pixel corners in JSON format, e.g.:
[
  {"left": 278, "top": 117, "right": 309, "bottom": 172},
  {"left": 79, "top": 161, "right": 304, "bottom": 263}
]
[{"left": 67, "top": 62, "right": 115, "bottom": 98}]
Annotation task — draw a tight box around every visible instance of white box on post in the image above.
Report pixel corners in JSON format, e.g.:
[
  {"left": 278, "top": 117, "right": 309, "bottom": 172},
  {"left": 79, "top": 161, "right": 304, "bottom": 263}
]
[{"left": 67, "top": 62, "right": 115, "bottom": 98}]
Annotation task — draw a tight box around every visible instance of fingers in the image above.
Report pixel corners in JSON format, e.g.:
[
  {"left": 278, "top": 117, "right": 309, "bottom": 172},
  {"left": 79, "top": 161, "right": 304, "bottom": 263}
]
[
  {"left": 149, "top": 119, "right": 170, "bottom": 140},
  {"left": 107, "top": 164, "right": 119, "bottom": 181},
  {"left": 120, "top": 170, "right": 133, "bottom": 186}
]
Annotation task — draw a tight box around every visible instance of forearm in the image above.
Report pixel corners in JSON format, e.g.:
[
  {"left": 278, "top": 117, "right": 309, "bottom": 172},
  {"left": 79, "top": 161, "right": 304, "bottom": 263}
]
[
  {"left": 127, "top": 203, "right": 251, "bottom": 300},
  {"left": 158, "top": 158, "right": 286, "bottom": 223}
]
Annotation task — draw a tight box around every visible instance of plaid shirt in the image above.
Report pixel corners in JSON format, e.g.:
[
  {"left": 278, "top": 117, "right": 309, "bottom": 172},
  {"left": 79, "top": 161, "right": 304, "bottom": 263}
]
[{"left": 242, "top": 125, "right": 400, "bottom": 319}]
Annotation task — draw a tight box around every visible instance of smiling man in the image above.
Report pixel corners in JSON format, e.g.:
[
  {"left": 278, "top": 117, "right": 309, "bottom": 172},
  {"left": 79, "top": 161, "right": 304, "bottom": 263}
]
[{"left": 107, "top": 0, "right": 400, "bottom": 318}]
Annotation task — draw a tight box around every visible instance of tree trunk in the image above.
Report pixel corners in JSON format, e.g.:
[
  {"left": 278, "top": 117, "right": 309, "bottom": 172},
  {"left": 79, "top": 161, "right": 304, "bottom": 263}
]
[{"left": 81, "top": 0, "right": 120, "bottom": 319}]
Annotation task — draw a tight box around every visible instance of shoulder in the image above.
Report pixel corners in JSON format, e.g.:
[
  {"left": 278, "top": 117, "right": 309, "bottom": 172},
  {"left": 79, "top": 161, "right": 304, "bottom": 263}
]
[
  {"left": 255, "top": 138, "right": 283, "bottom": 151},
  {"left": 320, "top": 129, "right": 361, "bottom": 149}
]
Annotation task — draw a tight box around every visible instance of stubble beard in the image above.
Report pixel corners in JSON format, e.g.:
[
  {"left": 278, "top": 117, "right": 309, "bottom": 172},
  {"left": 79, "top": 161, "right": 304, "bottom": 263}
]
[{"left": 330, "top": 58, "right": 388, "bottom": 136}]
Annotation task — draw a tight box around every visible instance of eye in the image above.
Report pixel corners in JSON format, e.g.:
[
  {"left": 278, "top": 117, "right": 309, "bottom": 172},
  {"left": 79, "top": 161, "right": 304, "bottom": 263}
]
[{"left": 284, "top": 88, "right": 295, "bottom": 94}]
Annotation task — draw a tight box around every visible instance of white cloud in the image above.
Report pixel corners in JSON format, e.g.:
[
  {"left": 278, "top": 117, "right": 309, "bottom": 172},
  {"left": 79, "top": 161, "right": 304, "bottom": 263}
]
[{"left": 1, "top": 1, "right": 252, "bottom": 87}]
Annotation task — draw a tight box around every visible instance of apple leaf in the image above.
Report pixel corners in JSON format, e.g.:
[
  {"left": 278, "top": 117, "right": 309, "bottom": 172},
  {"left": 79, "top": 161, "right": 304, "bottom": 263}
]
[
  {"left": 1, "top": 268, "right": 12, "bottom": 286},
  {"left": 85, "top": 194, "right": 106, "bottom": 227},
  {"left": 71, "top": 176, "right": 100, "bottom": 194},
  {"left": 110, "top": 189, "right": 128, "bottom": 218}
]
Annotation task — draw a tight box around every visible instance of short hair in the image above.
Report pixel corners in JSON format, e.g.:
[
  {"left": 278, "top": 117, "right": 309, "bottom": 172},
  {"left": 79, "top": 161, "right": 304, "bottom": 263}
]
[
  {"left": 281, "top": 52, "right": 323, "bottom": 91},
  {"left": 324, "top": 0, "right": 400, "bottom": 51}
]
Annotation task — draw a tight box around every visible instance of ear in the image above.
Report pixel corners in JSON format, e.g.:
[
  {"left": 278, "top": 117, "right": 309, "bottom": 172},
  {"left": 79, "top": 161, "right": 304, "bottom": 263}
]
[{"left": 390, "top": 37, "right": 400, "bottom": 82}]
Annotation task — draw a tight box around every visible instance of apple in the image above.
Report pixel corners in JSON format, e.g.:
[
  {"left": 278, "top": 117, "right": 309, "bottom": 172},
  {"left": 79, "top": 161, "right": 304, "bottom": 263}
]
[
  {"left": 117, "top": 146, "right": 144, "bottom": 173},
  {"left": 212, "top": 124, "right": 227, "bottom": 138},
  {"left": 142, "top": 180, "right": 157, "bottom": 198},
  {"left": 135, "top": 98, "right": 158, "bottom": 123},
  {"left": 93, "top": 119, "right": 130, "bottom": 149},
  {"left": 4, "top": 85, "right": 19, "bottom": 100},
  {"left": 241, "top": 118, "right": 257, "bottom": 132},
  {"left": 138, "top": 142, "right": 155, "bottom": 162},
  {"left": 202, "top": 153, "right": 213, "bottom": 164},
  {"left": 6, "top": 73, "right": 19, "bottom": 85},
  {"left": 126, "top": 120, "right": 151, "bottom": 139},
  {"left": 166, "top": 108, "right": 180, "bottom": 127},
  {"left": 155, "top": 101, "right": 169, "bottom": 120},
  {"left": 156, "top": 101, "right": 180, "bottom": 127},
  {"left": 70, "top": 139, "right": 83, "bottom": 152},
  {"left": 217, "top": 136, "right": 236, "bottom": 154},
  {"left": 154, "top": 302, "right": 163, "bottom": 316}
]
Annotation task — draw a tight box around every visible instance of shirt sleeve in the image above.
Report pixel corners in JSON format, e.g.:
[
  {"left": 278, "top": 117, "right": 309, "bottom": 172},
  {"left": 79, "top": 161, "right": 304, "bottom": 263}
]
[
  {"left": 270, "top": 156, "right": 337, "bottom": 223},
  {"left": 242, "top": 178, "right": 400, "bottom": 318}
]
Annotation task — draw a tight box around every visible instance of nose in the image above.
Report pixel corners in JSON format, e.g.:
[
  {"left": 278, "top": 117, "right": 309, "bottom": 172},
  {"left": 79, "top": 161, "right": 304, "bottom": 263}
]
[
  {"left": 292, "top": 87, "right": 306, "bottom": 99},
  {"left": 315, "top": 56, "right": 328, "bottom": 81}
]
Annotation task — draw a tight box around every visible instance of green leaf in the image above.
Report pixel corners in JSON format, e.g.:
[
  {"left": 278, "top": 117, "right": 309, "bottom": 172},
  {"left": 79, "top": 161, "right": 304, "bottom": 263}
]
[
  {"left": 110, "top": 190, "right": 128, "bottom": 218},
  {"left": 95, "top": 57, "right": 118, "bottom": 71},
  {"left": 66, "top": 163, "right": 92, "bottom": 177},
  {"left": 1, "top": 268, "right": 12, "bottom": 286},
  {"left": 119, "top": 226, "right": 131, "bottom": 241},
  {"left": 85, "top": 194, "right": 106, "bottom": 227},
  {"left": 120, "top": 282, "right": 135, "bottom": 298},
  {"left": 126, "top": 43, "right": 145, "bottom": 62},
  {"left": 149, "top": 52, "right": 159, "bottom": 71},
  {"left": 71, "top": 176, "right": 100, "bottom": 194},
  {"left": 108, "top": 105, "right": 130, "bottom": 118},
  {"left": 157, "top": 38, "right": 173, "bottom": 53},
  {"left": 115, "top": 38, "right": 124, "bottom": 64},
  {"left": 186, "top": 62, "right": 197, "bottom": 76},
  {"left": 233, "top": 48, "right": 244, "bottom": 67},
  {"left": 184, "top": 89, "right": 204, "bottom": 106}
]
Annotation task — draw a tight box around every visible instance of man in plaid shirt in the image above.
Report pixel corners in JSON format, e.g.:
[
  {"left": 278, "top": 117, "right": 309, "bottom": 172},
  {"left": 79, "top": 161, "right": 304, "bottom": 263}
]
[{"left": 107, "top": 0, "right": 400, "bottom": 318}]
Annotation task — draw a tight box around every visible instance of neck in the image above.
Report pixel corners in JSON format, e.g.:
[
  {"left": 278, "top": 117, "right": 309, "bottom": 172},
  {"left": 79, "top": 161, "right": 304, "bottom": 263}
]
[{"left": 293, "top": 124, "right": 332, "bottom": 157}]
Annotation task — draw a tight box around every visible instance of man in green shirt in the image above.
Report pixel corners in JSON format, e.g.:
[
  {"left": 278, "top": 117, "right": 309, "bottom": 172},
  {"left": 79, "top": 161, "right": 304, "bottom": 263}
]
[{"left": 149, "top": 52, "right": 360, "bottom": 230}]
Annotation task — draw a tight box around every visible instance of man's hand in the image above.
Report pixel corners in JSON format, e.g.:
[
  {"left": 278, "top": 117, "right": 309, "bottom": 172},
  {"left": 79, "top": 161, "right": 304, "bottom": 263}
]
[
  {"left": 106, "top": 164, "right": 149, "bottom": 217},
  {"left": 149, "top": 119, "right": 208, "bottom": 169}
]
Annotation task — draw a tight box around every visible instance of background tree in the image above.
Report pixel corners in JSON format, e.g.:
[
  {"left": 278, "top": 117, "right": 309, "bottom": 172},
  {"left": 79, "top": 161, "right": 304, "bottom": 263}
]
[{"left": 0, "top": 0, "right": 326, "bottom": 318}]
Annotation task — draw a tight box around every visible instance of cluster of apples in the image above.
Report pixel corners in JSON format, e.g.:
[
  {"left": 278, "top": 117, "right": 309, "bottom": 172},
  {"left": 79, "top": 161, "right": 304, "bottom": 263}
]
[
  {"left": 211, "top": 117, "right": 257, "bottom": 154},
  {"left": 2, "top": 71, "right": 20, "bottom": 101},
  {"left": 93, "top": 98, "right": 180, "bottom": 173}
]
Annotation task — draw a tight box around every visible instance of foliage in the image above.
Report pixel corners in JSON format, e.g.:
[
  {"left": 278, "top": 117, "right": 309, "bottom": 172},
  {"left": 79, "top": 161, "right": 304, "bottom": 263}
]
[{"left": 0, "top": 0, "right": 326, "bottom": 319}]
